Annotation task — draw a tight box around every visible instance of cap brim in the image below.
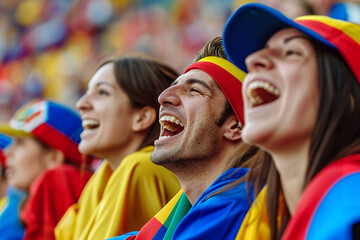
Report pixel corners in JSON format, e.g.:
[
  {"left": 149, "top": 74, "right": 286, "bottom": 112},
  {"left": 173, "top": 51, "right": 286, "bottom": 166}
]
[
  {"left": 0, "top": 123, "right": 30, "bottom": 137},
  {"left": 223, "top": 3, "right": 336, "bottom": 72}
]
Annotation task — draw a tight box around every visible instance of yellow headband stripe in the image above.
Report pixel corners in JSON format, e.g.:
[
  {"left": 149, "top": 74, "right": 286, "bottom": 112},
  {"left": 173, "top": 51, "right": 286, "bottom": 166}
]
[{"left": 197, "top": 56, "right": 246, "bottom": 83}]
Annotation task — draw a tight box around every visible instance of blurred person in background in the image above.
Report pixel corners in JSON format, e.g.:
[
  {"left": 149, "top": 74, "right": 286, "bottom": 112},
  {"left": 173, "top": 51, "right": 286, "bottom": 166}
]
[
  {"left": 0, "top": 133, "right": 27, "bottom": 240},
  {"left": 233, "top": 0, "right": 313, "bottom": 18},
  {"left": 0, "top": 99, "right": 93, "bottom": 240},
  {"left": 55, "top": 54, "right": 181, "bottom": 240},
  {"left": 0, "top": 133, "right": 11, "bottom": 199},
  {"left": 110, "top": 37, "right": 258, "bottom": 240},
  {"left": 0, "top": 0, "right": 232, "bottom": 111},
  {"left": 305, "top": 0, "right": 360, "bottom": 23}
]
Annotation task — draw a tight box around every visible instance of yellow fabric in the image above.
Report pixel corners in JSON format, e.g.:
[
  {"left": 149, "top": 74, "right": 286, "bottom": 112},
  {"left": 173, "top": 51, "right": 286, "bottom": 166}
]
[
  {"left": 55, "top": 146, "right": 180, "bottom": 240},
  {"left": 296, "top": 15, "right": 360, "bottom": 45},
  {"left": 197, "top": 56, "right": 246, "bottom": 82},
  {"left": 236, "top": 187, "right": 270, "bottom": 240},
  {"left": 0, "top": 196, "right": 8, "bottom": 214}
]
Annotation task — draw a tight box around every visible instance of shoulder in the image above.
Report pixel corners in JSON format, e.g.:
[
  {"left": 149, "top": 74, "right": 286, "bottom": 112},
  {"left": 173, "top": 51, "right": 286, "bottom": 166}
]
[
  {"left": 32, "top": 164, "right": 91, "bottom": 190},
  {"left": 119, "top": 146, "right": 173, "bottom": 176},
  {"left": 283, "top": 154, "right": 360, "bottom": 240},
  {"left": 198, "top": 168, "right": 251, "bottom": 204},
  {"left": 305, "top": 170, "right": 360, "bottom": 239}
]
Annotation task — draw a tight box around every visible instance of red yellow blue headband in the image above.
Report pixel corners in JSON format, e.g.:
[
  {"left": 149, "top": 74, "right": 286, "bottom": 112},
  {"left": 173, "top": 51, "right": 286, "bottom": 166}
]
[{"left": 184, "top": 56, "right": 246, "bottom": 126}]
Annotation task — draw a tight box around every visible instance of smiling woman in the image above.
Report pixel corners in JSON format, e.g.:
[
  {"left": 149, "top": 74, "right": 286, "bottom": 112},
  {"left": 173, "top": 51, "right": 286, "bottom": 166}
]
[
  {"left": 224, "top": 3, "right": 360, "bottom": 240},
  {"left": 54, "top": 54, "right": 181, "bottom": 240}
]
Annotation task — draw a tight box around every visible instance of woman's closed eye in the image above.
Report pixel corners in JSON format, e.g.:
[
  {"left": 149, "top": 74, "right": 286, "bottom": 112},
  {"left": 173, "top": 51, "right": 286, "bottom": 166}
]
[{"left": 285, "top": 50, "right": 301, "bottom": 57}]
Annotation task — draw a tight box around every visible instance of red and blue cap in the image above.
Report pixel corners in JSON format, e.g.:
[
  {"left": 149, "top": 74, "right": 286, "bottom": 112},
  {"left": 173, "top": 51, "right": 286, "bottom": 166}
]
[
  {"left": 0, "top": 99, "right": 85, "bottom": 166},
  {"left": 223, "top": 3, "right": 360, "bottom": 84}
]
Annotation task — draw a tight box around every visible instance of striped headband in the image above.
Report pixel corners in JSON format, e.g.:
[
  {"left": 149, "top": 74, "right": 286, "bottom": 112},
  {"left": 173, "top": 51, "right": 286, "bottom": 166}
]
[
  {"left": 184, "top": 56, "right": 246, "bottom": 126},
  {"left": 224, "top": 3, "right": 360, "bottom": 84}
]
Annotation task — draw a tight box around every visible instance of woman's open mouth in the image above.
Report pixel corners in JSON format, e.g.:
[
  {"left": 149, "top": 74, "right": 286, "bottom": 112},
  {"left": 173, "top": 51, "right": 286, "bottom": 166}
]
[{"left": 246, "top": 80, "right": 280, "bottom": 107}]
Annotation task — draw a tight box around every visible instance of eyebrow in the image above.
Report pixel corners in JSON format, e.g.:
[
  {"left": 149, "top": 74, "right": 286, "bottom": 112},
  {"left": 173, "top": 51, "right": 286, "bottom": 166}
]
[
  {"left": 171, "top": 78, "right": 212, "bottom": 91},
  {"left": 283, "top": 35, "right": 311, "bottom": 43},
  {"left": 265, "top": 35, "right": 311, "bottom": 48},
  {"left": 93, "top": 82, "right": 116, "bottom": 88}
]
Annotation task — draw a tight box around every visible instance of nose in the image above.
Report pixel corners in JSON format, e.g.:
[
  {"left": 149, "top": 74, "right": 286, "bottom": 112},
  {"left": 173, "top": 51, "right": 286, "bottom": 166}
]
[
  {"left": 245, "top": 49, "right": 274, "bottom": 72},
  {"left": 158, "top": 85, "right": 181, "bottom": 107},
  {"left": 76, "top": 92, "right": 92, "bottom": 112}
]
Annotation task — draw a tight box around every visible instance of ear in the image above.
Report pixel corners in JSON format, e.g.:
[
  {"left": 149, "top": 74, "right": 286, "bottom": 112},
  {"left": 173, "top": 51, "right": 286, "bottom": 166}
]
[
  {"left": 45, "top": 149, "right": 65, "bottom": 169},
  {"left": 223, "top": 115, "right": 242, "bottom": 141},
  {"left": 131, "top": 106, "right": 157, "bottom": 132}
]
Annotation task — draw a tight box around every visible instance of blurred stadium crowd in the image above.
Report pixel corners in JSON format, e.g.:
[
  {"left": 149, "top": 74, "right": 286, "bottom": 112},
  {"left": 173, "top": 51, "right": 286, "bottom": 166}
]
[
  {"left": 0, "top": 0, "right": 358, "bottom": 121},
  {"left": 0, "top": 0, "right": 234, "bottom": 121}
]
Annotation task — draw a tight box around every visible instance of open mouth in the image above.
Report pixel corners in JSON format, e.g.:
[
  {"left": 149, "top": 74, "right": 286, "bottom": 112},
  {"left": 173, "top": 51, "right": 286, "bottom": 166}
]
[
  {"left": 247, "top": 81, "right": 280, "bottom": 107},
  {"left": 159, "top": 115, "right": 184, "bottom": 141},
  {"left": 82, "top": 119, "right": 100, "bottom": 130}
]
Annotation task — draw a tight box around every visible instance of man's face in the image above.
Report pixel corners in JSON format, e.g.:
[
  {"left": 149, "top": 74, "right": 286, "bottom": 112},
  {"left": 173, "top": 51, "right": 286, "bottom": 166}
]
[{"left": 151, "top": 69, "right": 228, "bottom": 170}]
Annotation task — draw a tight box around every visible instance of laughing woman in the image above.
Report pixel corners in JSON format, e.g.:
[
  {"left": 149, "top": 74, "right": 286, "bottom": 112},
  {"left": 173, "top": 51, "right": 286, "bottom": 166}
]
[
  {"left": 223, "top": 3, "right": 360, "bottom": 240},
  {"left": 55, "top": 54, "right": 180, "bottom": 240}
]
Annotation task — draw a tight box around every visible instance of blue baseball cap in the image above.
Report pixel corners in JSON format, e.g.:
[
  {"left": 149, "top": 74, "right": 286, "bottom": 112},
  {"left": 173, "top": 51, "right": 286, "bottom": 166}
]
[{"left": 223, "top": 3, "right": 360, "bottom": 76}]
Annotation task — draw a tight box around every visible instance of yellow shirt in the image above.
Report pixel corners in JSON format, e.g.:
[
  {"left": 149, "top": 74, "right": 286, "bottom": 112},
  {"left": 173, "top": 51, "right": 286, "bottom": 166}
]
[
  {"left": 55, "top": 146, "right": 180, "bottom": 240},
  {"left": 0, "top": 197, "right": 7, "bottom": 214}
]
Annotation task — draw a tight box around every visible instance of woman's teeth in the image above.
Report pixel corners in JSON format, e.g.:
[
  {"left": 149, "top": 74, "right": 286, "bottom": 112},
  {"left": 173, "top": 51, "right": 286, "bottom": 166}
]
[
  {"left": 82, "top": 119, "right": 100, "bottom": 129},
  {"left": 247, "top": 81, "right": 280, "bottom": 107}
]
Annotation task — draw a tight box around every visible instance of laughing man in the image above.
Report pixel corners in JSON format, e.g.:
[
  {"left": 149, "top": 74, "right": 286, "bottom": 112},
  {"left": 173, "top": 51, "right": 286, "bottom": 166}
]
[{"left": 109, "top": 36, "right": 256, "bottom": 240}]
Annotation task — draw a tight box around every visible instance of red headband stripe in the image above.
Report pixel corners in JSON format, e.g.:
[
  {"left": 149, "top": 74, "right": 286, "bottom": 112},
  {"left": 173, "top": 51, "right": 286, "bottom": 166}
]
[{"left": 185, "top": 60, "right": 245, "bottom": 125}]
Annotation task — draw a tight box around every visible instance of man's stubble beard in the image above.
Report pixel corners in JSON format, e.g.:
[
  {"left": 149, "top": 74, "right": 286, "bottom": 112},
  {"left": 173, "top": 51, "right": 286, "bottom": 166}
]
[{"left": 150, "top": 136, "right": 219, "bottom": 175}]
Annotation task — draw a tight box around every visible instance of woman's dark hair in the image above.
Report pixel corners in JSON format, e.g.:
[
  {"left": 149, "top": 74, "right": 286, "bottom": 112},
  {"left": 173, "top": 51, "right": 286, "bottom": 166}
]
[
  {"left": 245, "top": 41, "right": 360, "bottom": 239},
  {"left": 99, "top": 54, "right": 179, "bottom": 150}
]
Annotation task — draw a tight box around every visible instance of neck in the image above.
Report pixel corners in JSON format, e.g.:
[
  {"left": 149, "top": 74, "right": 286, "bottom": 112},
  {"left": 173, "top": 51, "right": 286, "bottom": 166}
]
[
  {"left": 175, "top": 147, "right": 236, "bottom": 205},
  {"left": 103, "top": 137, "right": 144, "bottom": 170},
  {"left": 270, "top": 141, "right": 310, "bottom": 215}
]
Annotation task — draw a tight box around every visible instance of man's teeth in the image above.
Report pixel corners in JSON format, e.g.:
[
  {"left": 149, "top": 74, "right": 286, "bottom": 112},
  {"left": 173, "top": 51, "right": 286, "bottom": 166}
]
[
  {"left": 158, "top": 135, "right": 171, "bottom": 141},
  {"left": 82, "top": 119, "right": 99, "bottom": 129},
  {"left": 159, "top": 115, "right": 183, "bottom": 127}
]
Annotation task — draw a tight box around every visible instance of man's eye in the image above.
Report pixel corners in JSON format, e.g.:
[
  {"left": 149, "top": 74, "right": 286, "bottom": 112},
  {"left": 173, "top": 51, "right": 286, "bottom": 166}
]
[{"left": 190, "top": 88, "right": 201, "bottom": 93}]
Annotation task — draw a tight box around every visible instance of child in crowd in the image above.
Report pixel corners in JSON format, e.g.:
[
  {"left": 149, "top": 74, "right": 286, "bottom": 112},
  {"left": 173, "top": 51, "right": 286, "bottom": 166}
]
[{"left": 0, "top": 99, "right": 93, "bottom": 239}]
